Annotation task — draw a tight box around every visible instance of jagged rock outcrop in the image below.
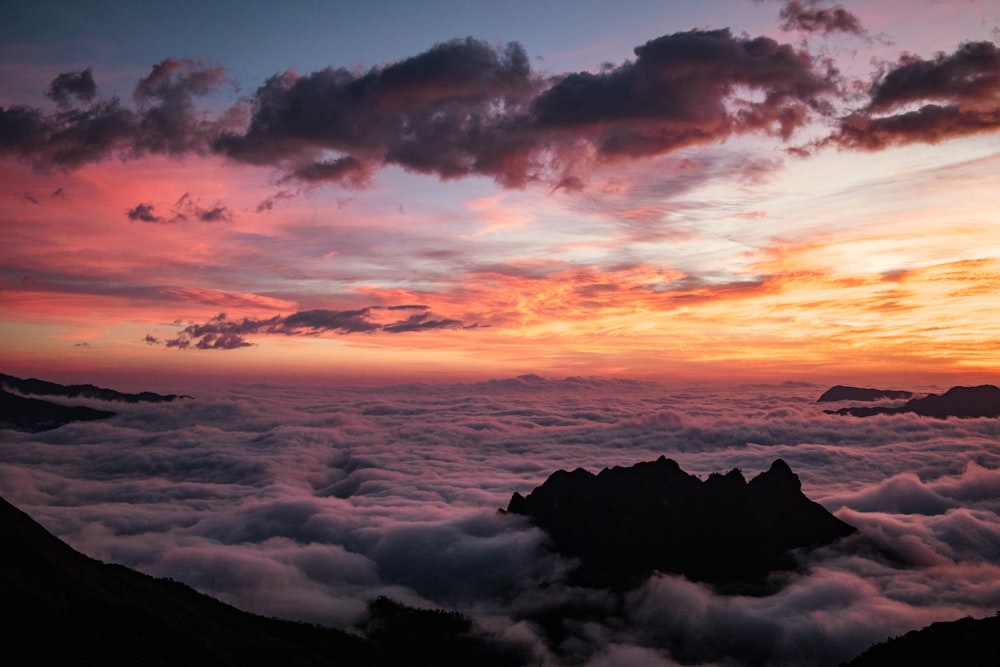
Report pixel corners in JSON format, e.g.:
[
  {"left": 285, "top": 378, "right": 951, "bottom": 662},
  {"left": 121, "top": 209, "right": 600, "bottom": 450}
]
[
  {"left": 817, "top": 385, "right": 912, "bottom": 402},
  {"left": 827, "top": 385, "right": 1000, "bottom": 419},
  {"left": 505, "top": 457, "right": 855, "bottom": 588}
]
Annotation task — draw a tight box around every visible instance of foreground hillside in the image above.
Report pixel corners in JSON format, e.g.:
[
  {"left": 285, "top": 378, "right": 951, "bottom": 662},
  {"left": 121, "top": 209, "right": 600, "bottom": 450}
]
[
  {"left": 843, "top": 614, "right": 1000, "bottom": 666},
  {"left": 0, "top": 494, "right": 525, "bottom": 666}
]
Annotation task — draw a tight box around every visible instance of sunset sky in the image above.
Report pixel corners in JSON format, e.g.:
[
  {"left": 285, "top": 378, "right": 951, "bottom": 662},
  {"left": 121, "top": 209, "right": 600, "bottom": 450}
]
[{"left": 2, "top": 0, "right": 999, "bottom": 387}]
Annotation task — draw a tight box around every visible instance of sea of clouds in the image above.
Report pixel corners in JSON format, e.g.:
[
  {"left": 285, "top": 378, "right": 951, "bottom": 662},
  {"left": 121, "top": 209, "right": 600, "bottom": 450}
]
[{"left": 3, "top": 375, "right": 1000, "bottom": 665}]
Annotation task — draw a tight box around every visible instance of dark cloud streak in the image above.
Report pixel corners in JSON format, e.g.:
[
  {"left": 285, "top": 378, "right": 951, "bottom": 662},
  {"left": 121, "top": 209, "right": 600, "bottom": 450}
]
[
  {"left": 126, "top": 194, "right": 233, "bottom": 224},
  {"left": 155, "top": 306, "right": 474, "bottom": 349},
  {"left": 0, "top": 58, "right": 233, "bottom": 171}
]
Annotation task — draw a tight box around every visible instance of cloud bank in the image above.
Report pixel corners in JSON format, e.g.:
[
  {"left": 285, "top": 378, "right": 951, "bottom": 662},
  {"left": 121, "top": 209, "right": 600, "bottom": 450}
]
[{"left": 3, "top": 379, "right": 1000, "bottom": 665}]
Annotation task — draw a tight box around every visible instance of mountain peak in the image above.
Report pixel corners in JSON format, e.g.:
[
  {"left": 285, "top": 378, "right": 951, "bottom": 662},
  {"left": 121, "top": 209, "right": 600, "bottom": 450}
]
[{"left": 504, "top": 458, "right": 854, "bottom": 589}]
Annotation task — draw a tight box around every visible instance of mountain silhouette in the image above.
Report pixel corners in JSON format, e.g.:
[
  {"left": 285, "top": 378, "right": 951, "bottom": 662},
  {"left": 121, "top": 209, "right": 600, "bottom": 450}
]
[
  {"left": 0, "top": 494, "right": 526, "bottom": 666},
  {"left": 0, "top": 388, "right": 115, "bottom": 432},
  {"left": 843, "top": 614, "right": 1000, "bottom": 666},
  {"left": 826, "top": 385, "right": 1000, "bottom": 419},
  {"left": 504, "top": 457, "right": 855, "bottom": 589},
  {"left": 817, "top": 385, "right": 912, "bottom": 402},
  {"left": 0, "top": 372, "right": 191, "bottom": 432},
  {"left": 0, "top": 372, "right": 189, "bottom": 403}
]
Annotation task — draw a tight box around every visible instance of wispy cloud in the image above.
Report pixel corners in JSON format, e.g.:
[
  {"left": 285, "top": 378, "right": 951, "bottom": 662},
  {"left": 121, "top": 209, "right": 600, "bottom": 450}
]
[{"left": 778, "top": 0, "right": 869, "bottom": 38}]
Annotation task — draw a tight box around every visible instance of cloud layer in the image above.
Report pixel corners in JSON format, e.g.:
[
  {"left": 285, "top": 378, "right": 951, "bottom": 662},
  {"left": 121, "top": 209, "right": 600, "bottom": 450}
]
[{"left": 3, "top": 378, "right": 1000, "bottom": 665}]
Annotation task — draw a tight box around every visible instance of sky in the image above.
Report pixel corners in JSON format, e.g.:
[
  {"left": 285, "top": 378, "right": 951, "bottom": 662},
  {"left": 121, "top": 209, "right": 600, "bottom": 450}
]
[{"left": 2, "top": 0, "right": 1000, "bottom": 387}]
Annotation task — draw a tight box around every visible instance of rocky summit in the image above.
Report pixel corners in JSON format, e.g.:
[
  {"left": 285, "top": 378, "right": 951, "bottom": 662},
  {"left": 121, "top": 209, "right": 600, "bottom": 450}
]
[{"left": 505, "top": 457, "right": 856, "bottom": 589}]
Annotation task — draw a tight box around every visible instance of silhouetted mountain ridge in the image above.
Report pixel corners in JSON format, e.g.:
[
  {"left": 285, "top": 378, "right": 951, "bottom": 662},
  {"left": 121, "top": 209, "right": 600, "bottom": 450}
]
[
  {"left": 0, "top": 372, "right": 189, "bottom": 403},
  {"left": 504, "top": 457, "right": 856, "bottom": 589},
  {"left": 0, "top": 388, "right": 115, "bottom": 432},
  {"left": 0, "top": 372, "right": 191, "bottom": 432},
  {"left": 826, "top": 385, "right": 1000, "bottom": 419},
  {"left": 843, "top": 613, "right": 1000, "bottom": 666},
  {"left": 817, "top": 385, "right": 913, "bottom": 402}
]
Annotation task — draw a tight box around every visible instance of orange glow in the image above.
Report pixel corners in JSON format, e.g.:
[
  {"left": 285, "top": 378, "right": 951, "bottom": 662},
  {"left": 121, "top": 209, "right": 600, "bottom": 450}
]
[{"left": 3, "top": 7, "right": 1000, "bottom": 387}]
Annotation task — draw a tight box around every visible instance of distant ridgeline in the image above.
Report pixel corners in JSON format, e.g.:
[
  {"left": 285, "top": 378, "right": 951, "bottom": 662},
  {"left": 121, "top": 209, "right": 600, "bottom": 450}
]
[
  {"left": 504, "top": 457, "right": 856, "bottom": 590},
  {"left": 0, "top": 373, "right": 189, "bottom": 432},
  {"left": 817, "top": 385, "right": 913, "bottom": 402},
  {"left": 819, "top": 384, "right": 1000, "bottom": 419}
]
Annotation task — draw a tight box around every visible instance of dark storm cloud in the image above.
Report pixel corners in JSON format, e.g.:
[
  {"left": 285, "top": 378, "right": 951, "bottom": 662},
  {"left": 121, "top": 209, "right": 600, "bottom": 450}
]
[
  {"left": 867, "top": 41, "right": 1000, "bottom": 112},
  {"left": 45, "top": 67, "right": 97, "bottom": 108},
  {"left": 214, "top": 37, "right": 540, "bottom": 187},
  {"left": 0, "top": 59, "right": 230, "bottom": 170},
  {"left": 11, "top": 99, "right": 138, "bottom": 170},
  {"left": 155, "top": 306, "right": 472, "bottom": 349},
  {"left": 132, "top": 58, "right": 230, "bottom": 156},
  {"left": 778, "top": 0, "right": 867, "bottom": 37},
  {"left": 2, "top": 30, "right": 844, "bottom": 189},
  {"left": 827, "top": 40, "right": 1000, "bottom": 149},
  {"left": 218, "top": 30, "right": 837, "bottom": 187},
  {"left": 4, "top": 28, "right": 1000, "bottom": 192},
  {"left": 533, "top": 29, "right": 836, "bottom": 152}
]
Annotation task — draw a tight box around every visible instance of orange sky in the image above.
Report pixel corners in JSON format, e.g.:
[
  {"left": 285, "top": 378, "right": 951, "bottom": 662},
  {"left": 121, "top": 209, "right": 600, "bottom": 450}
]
[{"left": 2, "top": 1, "right": 999, "bottom": 388}]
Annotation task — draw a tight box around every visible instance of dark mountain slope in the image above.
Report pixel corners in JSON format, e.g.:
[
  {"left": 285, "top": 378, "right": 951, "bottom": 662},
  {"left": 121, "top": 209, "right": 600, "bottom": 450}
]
[
  {"left": 0, "top": 494, "right": 529, "bottom": 666},
  {"left": 505, "top": 457, "right": 855, "bottom": 589},
  {"left": 0, "top": 388, "right": 115, "bottom": 432},
  {"left": 0, "top": 494, "right": 377, "bottom": 666},
  {"left": 843, "top": 614, "right": 1000, "bottom": 666}
]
